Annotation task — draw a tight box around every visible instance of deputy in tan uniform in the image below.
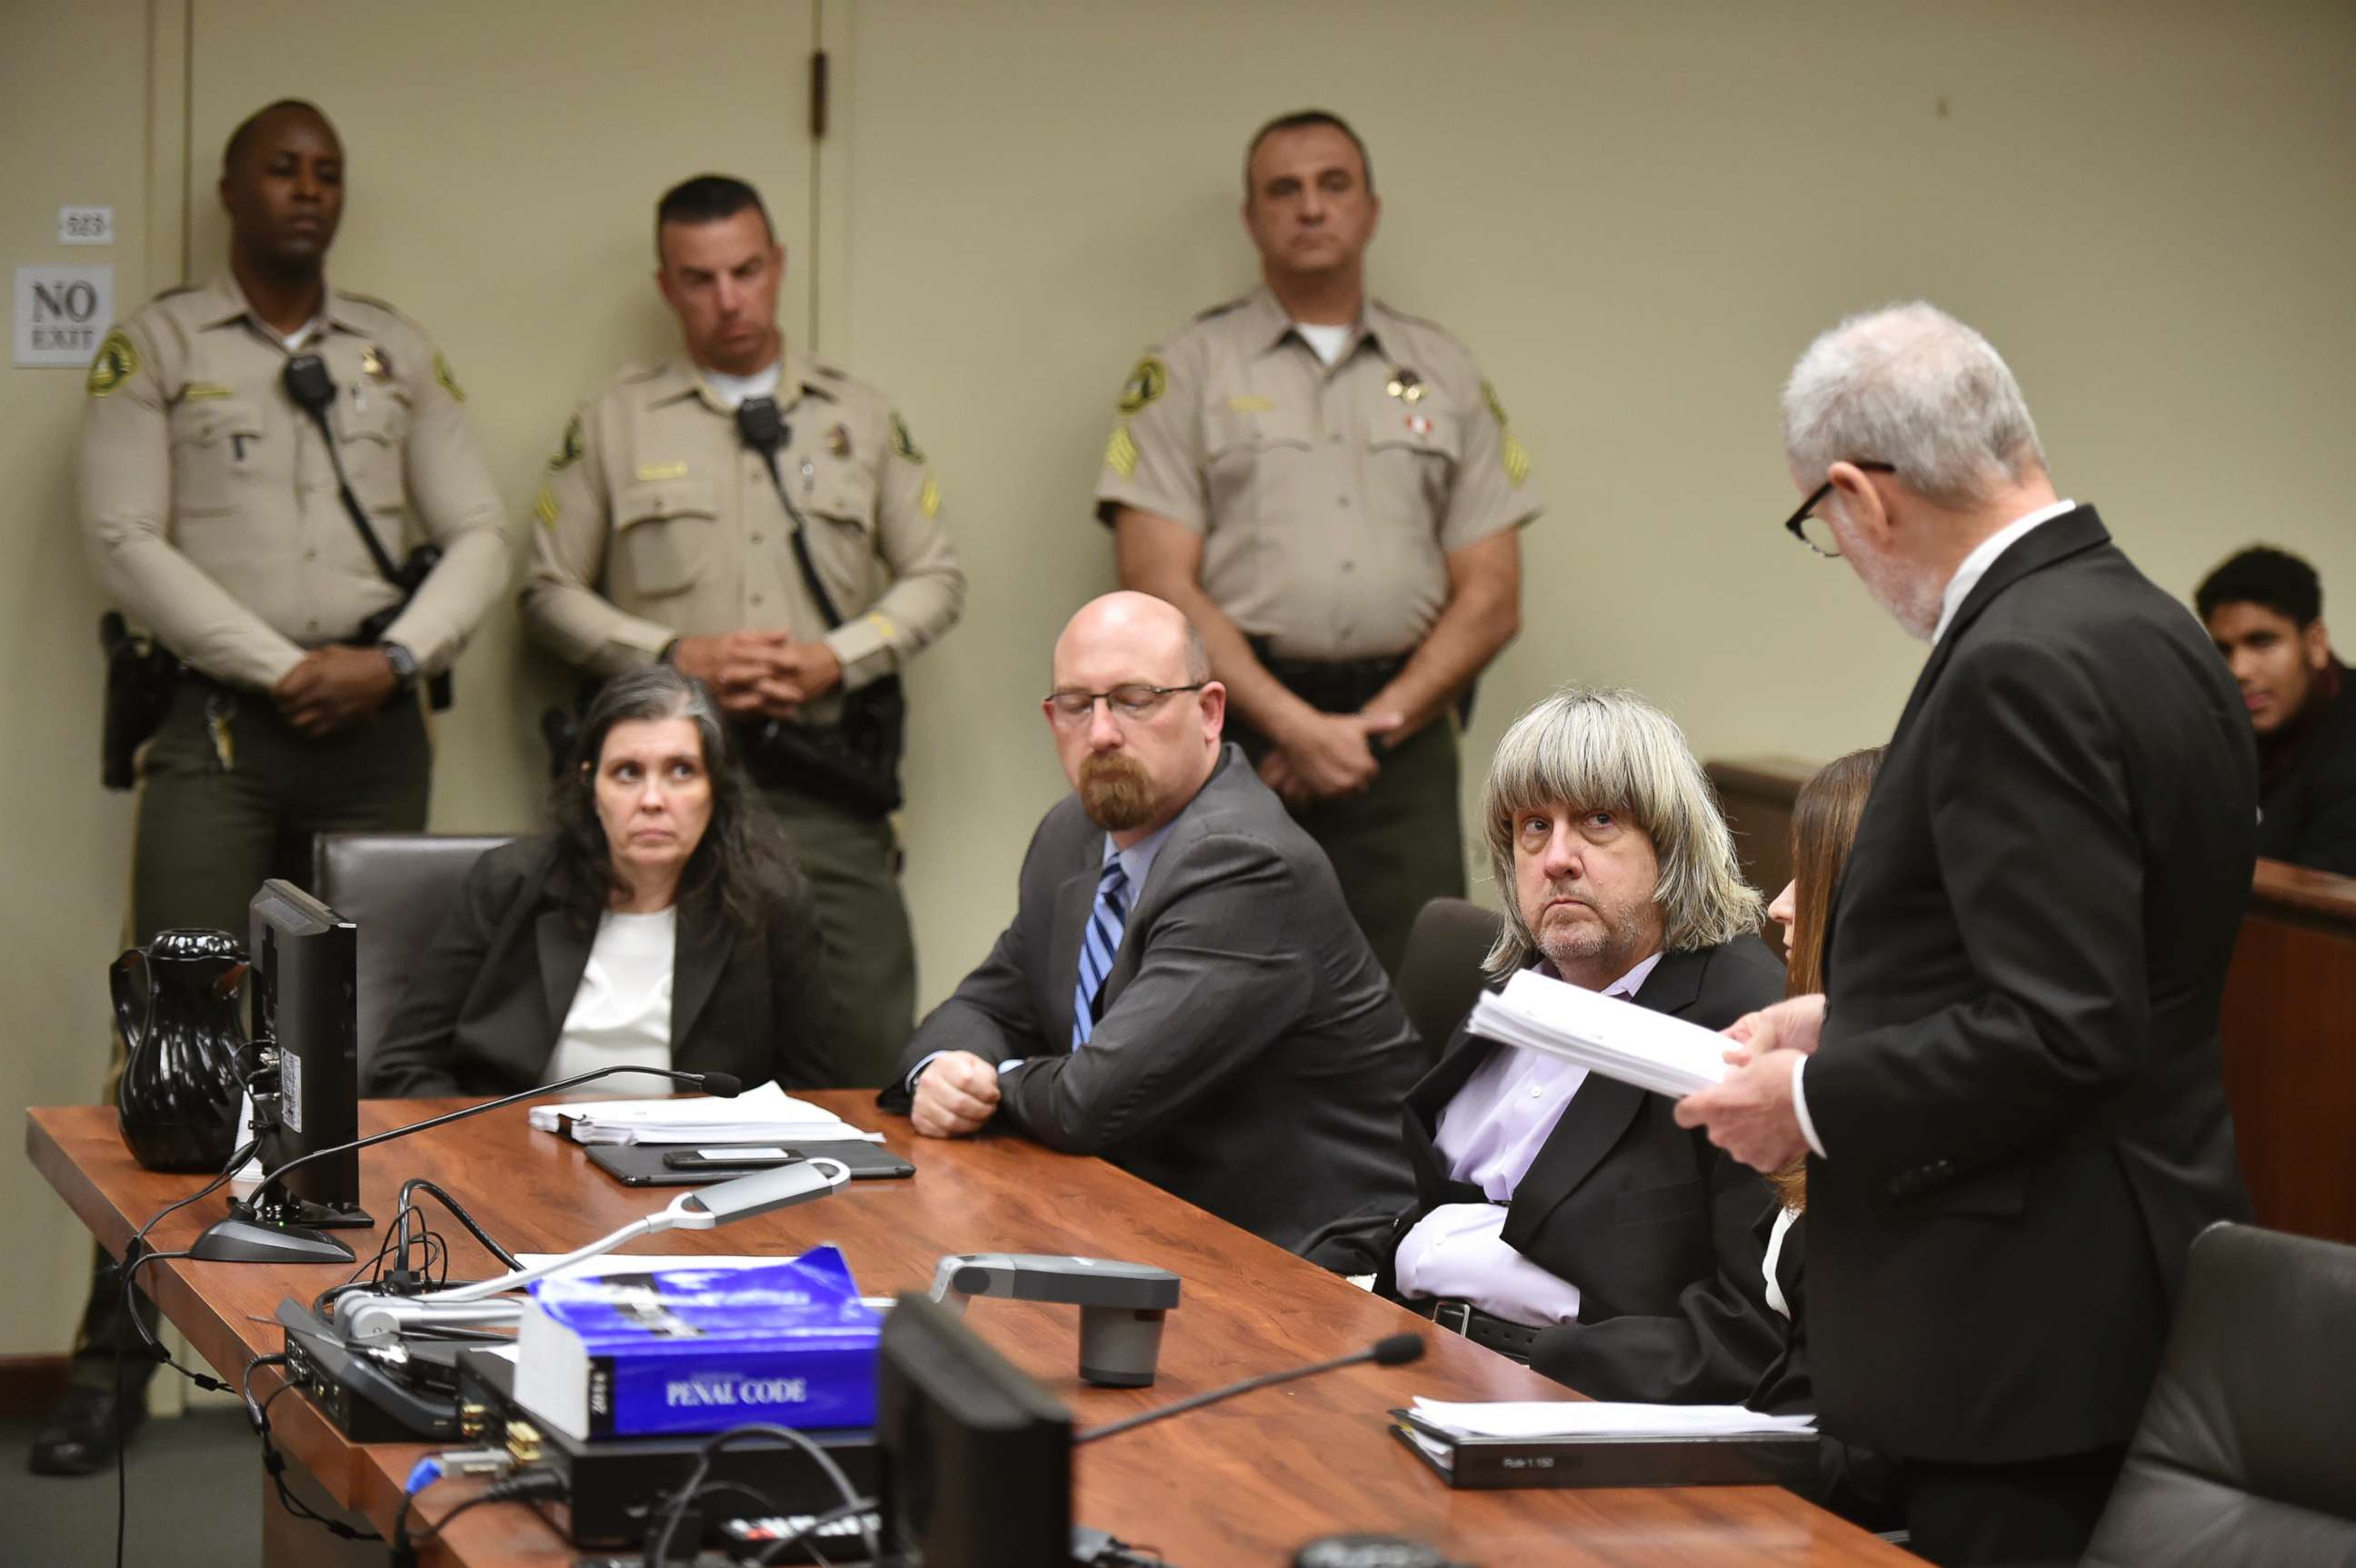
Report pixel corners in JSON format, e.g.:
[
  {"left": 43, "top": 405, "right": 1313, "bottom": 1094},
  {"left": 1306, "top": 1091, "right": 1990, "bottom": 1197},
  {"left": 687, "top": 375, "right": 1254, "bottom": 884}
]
[
  {"left": 523, "top": 175, "right": 963, "bottom": 1088},
  {"left": 43, "top": 98, "right": 509, "bottom": 1475},
  {"left": 1100, "top": 109, "right": 1541, "bottom": 977}
]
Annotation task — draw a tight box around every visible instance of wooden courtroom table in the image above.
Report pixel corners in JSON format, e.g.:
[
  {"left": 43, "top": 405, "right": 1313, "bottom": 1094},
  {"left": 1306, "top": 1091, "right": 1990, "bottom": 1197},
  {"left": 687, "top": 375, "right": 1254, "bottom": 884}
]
[
  {"left": 1708, "top": 755, "right": 2356, "bottom": 1246},
  {"left": 26, "top": 1093, "right": 1909, "bottom": 1568}
]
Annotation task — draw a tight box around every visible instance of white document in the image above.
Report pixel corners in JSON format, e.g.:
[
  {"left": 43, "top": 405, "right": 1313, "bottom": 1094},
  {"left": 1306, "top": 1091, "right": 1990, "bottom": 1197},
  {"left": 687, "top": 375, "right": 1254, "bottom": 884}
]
[
  {"left": 1409, "top": 1397, "right": 1815, "bottom": 1440},
  {"left": 525, "top": 1080, "right": 884, "bottom": 1144},
  {"left": 1467, "top": 969, "right": 1737, "bottom": 1099}
]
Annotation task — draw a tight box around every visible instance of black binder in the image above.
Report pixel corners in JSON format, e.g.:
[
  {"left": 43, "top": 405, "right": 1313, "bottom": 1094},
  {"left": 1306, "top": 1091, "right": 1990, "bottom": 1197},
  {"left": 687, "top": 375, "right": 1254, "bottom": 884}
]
[{"left": 1388, "top": 1408, "right": 1819, "bottom": 1491}]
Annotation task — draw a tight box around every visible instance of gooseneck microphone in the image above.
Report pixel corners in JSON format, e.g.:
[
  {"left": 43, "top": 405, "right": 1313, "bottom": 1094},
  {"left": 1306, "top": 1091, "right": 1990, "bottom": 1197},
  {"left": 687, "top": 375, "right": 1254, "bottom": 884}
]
[
  {"left": 1074, "top": 1333, "right": 1424, "bottom": 1444},
  {"left": 186, "top": 1065, "right": 743, "bottom": 1264}
]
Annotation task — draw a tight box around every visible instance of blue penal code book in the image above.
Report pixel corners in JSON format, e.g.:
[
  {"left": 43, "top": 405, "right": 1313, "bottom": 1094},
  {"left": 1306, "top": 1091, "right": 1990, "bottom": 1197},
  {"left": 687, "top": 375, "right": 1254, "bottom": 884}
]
[{"left": 512, "top": 1246, "right": 882, "bottom": 1440}]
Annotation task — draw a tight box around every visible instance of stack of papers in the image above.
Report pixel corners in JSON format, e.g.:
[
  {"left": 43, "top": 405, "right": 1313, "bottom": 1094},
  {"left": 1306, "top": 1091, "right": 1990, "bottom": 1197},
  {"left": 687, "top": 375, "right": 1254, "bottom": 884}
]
[
  {"left": 1408, "top": 1398, "right": 1815, "bottom": 1440},
  {"left": 1467, "top": 970, "right": 1737, "bottom": 1099},
  {"left": 526, "top": 1081, "right": 884, "bottom": 1145}
]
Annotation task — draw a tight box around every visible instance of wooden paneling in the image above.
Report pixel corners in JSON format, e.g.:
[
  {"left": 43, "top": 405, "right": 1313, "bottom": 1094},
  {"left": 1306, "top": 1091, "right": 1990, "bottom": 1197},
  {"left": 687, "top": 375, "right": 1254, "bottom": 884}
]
[
  {"left": 2220, "top": 861, "right": 2356, "bottom": 1244},
  {"left": 1705, "top": 756, "right": 2356, "bottom": 1244},
  {"left": 27, "top": 1094, "right": 1910, "bottom": 1568}
]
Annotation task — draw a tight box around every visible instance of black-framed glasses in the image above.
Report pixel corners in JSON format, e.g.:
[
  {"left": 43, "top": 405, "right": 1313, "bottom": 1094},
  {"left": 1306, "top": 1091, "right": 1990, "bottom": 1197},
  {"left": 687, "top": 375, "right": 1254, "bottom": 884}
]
[
  {"left": 1782, "top": 460, "right": 1896, "bottom": 558},
  {"left": 1043, "top": 683, "right": 1207, "bottom": 724}
]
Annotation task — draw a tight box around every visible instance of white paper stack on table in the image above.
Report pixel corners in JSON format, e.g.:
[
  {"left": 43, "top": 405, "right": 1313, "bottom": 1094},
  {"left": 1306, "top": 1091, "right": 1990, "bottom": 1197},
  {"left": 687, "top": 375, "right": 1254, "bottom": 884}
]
[
  {"left": 526, "top": 1081, "right": 885, "bottom": 1145},
  {"left": 1467, "top": 969, "right": 1737, "bottom": 1099},
  {"left": 1407, "top": 1398, "right": 1815, "bottom": 1442}
]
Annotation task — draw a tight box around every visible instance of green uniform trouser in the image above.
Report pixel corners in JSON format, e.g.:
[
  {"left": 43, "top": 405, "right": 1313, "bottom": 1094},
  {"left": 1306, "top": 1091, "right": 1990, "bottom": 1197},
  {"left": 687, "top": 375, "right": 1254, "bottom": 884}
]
[
  {"left": 1233, "top": 715, "right": 1468, "bottom": 978},
  {"left": 73, "top": 680, "right": 430, "bottom": 1390},
  {"left": 758, "top": 782, "right": 915, "bottom": 1090}
]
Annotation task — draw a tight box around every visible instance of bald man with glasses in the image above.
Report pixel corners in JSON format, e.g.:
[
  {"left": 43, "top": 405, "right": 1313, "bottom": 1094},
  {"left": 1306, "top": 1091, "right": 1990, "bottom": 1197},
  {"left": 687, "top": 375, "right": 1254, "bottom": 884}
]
[{"left": 880, "top": 590, "right": 1420, "bottom": 1255}]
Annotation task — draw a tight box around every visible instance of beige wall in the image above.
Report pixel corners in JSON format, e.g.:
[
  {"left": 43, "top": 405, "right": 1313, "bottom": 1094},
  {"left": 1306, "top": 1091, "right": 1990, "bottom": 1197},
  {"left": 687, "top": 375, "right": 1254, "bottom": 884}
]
[
  {"left": 1, "top": 0, "right": 166, "bottom": 1367},
  {"left": 834, "top": 0, "right": 2356, "bottom": 992},
  {"left": 8, "top": 0, "right": 2353, "bottom": 1354}
]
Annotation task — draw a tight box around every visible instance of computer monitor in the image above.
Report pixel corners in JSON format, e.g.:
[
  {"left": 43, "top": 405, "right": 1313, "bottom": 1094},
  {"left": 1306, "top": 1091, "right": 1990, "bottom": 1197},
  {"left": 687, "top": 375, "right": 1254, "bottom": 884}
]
[
  {"left": 876, "top": 1292, "right": 1071, "bottom": 1568},
  {"left": 248, "top": 877, "right": 366, "bottom": 1228}
]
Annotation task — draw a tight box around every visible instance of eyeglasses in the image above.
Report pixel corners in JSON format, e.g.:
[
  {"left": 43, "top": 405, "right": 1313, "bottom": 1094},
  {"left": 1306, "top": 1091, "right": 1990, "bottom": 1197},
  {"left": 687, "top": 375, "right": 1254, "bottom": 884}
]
[
  {"left": 1782, "top": 461, "right": 1897, "bottom": 558},
  {"left": 1043, "top": 683, "right": 1207, "bottom": 724}
]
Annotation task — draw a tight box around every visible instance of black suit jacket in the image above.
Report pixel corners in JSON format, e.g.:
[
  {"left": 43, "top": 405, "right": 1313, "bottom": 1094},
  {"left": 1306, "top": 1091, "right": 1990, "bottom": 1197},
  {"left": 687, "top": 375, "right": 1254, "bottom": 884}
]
[
  {"left": 1378, "top": 937, "right": 1788, "bottom": 1404},
  {"left": 1805, "top": 506, "right": 2258, "bottom": 1463},
  {"left": 881, "top": 745, "right": 1422, "bottom": 1252},
  {"left": 1742, "top": 1211, "right": 1904, "bottom": 1530},
  {"left": 365, "top": 835, "right": 835, "bottom": 1098},
  {"left": 2257, "top": 658, "right": 2356, "bottom": 875}
]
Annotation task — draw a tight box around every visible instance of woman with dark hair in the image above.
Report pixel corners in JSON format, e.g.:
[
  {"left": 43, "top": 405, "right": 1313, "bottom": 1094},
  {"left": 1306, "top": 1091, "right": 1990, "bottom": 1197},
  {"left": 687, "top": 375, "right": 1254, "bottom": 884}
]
[
  {"left": 366, "top": 667, "right": 834, "bottom": 1096},
  {"left": 1737, "top": 746, "right": 1898, "bottom": 1528}
]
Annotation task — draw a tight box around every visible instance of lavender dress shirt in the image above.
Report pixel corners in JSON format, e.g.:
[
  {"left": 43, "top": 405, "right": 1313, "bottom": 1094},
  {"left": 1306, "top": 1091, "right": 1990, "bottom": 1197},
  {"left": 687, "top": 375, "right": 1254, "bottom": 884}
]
[{"left": 1393, "top": 952, "right": 1664, "bottom": 1327}]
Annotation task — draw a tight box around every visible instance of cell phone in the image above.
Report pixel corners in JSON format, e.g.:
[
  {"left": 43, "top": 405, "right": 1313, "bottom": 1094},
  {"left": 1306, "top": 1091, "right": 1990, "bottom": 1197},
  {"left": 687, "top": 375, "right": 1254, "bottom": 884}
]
[{"left": 661, "top": 1147, "right": 806, "bottom": 1172}]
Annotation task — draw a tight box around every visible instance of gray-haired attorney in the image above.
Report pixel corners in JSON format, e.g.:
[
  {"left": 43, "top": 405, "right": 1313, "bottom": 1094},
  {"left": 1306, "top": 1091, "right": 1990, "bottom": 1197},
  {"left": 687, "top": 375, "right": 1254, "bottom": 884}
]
[
  {"left": 879, "top": 591, "right": 1420, "bottom": 1255},
  {"left": 1371, "top": 687, "right": 1785, "bottom": 1403},
  {"left": 1676, "top": 302, "right": 2255, "bottom": 1567}
]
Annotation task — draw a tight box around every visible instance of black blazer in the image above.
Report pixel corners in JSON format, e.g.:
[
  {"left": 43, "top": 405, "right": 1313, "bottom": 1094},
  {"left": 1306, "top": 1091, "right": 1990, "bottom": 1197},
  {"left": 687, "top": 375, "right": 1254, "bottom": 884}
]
[
  {"left": 1742, "top": 1211, "right": 1903, "bottom": 1532},
  {"left": 2257, "top": 658, "right": 2356, "bottom": 875},
  {"left": 1804, "top": 507, "right": 2258, "bottom": 1464},
  {"left": 1377, "top": 936, "right": 1788, "bottom": 1404},
  {"left": 880, "top": 745, "right": 1423, "bottom": 1253},
  {"left": 366, "top": 835, "right": 835, "bottom": 1098}
]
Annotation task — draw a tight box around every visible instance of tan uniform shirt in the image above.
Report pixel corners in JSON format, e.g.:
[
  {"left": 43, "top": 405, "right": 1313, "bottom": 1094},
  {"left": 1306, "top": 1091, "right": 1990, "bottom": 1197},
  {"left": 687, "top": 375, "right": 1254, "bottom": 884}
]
[
  {"left": 77, "top": 273, "right": 513, "bottom": 691},
  {"left": 1096, "top": 285, "right": 1541, "bottom": 661},
  {"left": 520, "top": 348, "right": 963, "bottom": 722}
]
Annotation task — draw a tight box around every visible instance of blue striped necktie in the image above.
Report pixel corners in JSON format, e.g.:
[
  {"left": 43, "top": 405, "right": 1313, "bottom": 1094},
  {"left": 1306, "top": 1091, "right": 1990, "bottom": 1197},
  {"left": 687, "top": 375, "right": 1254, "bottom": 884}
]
[{"left": 1072, "top": 858, "right": 1132, "bottom": 1049}]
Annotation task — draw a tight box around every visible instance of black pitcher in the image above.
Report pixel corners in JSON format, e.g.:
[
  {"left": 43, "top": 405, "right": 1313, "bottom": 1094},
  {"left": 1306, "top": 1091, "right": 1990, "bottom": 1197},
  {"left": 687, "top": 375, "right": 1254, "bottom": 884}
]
[{"left": 114, "top": 928, "right": 248, "bottom": 1173}]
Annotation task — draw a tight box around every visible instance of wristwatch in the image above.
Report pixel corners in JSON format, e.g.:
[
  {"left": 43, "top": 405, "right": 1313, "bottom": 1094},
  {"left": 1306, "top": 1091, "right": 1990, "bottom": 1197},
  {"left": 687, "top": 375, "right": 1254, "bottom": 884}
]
[{"left": 381, "top": 641, "right": 419, "bottom": 692}]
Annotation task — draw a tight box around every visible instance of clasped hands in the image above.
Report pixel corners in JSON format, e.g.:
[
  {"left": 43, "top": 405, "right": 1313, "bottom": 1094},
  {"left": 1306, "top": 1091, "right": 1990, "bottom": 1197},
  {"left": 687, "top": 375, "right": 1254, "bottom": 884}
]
[
  {"left": 671, "top": 631, "right": 844, "bottom": 718},
  {"left": 1672, "top": 993, "right": 1825, "bottom": 1173},
  {"left": 273, "top": 644, "right": 400, "bottom": 736},
  {"left": 1257, "top": 706, "right": 1405, "bottom": 806}
]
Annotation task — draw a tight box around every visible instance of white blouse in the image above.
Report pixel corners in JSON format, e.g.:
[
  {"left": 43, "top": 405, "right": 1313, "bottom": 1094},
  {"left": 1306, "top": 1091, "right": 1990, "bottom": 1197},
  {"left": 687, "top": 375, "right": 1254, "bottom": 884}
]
[{"left": 544, "top": 908, "right": 676, "bottom": 1086}]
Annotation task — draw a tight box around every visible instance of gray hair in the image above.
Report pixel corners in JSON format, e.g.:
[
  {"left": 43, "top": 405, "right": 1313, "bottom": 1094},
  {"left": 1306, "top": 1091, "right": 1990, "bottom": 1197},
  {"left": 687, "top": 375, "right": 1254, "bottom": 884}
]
[
  {"left": 1781, "top": 301, "right": 2044, "bottom": 508},
  {"left": 1481, "top": 686, "right": 1764, "bottom": 977}
]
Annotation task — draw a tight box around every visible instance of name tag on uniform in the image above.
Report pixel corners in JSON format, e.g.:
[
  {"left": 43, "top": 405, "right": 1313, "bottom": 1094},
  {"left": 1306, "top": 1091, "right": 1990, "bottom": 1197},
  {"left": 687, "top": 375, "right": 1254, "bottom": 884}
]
[
  {"left": 1227, "top": 394, "right": 1275, "bottom": 414},
  {"left": 183, "top": 383, "right": 233, "bottom": 401},
  {"left": 636, "top": 461, "right": 690, "bottom": 481}
]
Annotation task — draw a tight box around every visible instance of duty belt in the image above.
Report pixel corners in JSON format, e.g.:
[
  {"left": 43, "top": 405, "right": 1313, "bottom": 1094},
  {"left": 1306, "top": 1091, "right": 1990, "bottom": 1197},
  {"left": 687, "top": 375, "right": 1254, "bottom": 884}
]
[{"left": 1247, "top": 637, "right": 1411, "bottom": 715}]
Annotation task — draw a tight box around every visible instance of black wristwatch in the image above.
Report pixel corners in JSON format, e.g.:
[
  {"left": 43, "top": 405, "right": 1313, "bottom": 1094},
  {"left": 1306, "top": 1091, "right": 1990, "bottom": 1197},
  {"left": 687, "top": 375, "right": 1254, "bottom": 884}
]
[{"left": 381, "top": 641, "right": 419, "bottom": 692}]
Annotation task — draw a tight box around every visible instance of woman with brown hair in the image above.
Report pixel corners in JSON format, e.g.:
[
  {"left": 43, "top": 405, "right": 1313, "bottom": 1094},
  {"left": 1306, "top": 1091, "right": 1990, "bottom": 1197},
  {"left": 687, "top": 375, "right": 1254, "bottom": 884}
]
[{"left": 1742, "top": 747, "right": 1899, "bottom": 1528}]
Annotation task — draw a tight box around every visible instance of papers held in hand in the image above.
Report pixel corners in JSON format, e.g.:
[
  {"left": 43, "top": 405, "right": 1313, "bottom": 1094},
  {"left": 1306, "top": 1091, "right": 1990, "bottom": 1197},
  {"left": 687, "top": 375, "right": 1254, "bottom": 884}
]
[
  {"left": 526, "top": 1081, "right": 885, "bottom": 1145},
  {"left": 1466, "top": 970, "right": 1735, "bottom": 1099}
]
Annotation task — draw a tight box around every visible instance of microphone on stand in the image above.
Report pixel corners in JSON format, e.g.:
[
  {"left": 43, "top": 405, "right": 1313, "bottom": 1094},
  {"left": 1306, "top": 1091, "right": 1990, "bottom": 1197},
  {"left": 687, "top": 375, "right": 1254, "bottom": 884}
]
[
  {"left": 1074, "top": 1333, "right": 1425, "bottom": 1444},
  {"left": 188, "top": 1066, "right": 744, "bottom": 1263}
]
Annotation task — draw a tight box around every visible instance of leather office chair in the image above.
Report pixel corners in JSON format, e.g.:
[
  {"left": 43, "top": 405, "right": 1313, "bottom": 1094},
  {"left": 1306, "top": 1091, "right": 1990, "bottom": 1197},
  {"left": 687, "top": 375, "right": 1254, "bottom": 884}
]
[
  {"left": 312, "top": 833, "right": 511, "bottom": 1074},
  {"left": 1393, "top": 896, "right": 1504, "bottom": 1059},
  {"left": 2080, "top": 1223, "right": 2356, "bottom": 1567}
]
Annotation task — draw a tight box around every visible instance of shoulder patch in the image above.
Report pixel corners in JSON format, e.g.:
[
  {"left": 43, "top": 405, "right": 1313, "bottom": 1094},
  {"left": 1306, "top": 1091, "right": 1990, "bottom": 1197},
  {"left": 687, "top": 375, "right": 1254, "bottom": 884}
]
[
  {"left": 1482, "top": 382, "right": 1530, "bottom": 487},
  {"left": 889, "top": 413, "right": 924, "bottom": 464},
  {"left": 1105, "top": 422, "right": 1141, "bottom": 479},
  {"left": 434, "top": 352, "right": 464, "bottom": 402},
  {"left": 547, "top": 414, "right": 584, "bottom": 472},
  {"left": 87, "top": 329, "right": 139, "bottom": 397},
  {"left": 1117, "top": 355, "right": 1167, "bottom": 415}
]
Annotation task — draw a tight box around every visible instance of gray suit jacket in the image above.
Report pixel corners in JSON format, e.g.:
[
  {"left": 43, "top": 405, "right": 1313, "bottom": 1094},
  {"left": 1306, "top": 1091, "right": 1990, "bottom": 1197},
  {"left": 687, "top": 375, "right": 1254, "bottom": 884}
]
[{"left": 883, "top": 744, "right": 1421, "bottom": 1251}]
